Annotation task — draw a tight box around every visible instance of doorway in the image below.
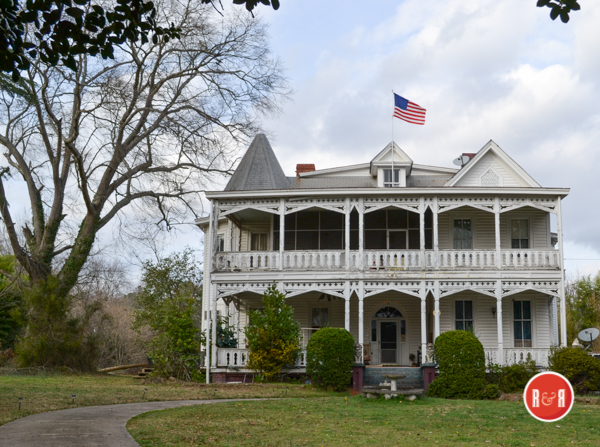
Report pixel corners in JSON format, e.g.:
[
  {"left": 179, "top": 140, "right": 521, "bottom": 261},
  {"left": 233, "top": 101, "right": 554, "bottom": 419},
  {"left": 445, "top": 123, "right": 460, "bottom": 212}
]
[{"left": 370, "top": 306, "right": 407, "bottom": 365}]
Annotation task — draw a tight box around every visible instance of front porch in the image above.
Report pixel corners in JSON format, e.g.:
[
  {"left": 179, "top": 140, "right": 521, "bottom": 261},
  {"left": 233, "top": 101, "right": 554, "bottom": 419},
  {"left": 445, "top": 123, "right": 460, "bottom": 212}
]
[{"left": 208, "top": 286, "right": 558, "bottom": 372}]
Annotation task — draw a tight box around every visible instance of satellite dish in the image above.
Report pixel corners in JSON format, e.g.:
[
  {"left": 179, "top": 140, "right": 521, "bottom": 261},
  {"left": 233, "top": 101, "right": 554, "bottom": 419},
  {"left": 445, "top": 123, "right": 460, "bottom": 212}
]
[
  {"left": 578, "top": 328, "right": 600, "bottom": 343},
  {"left": 452, "top": 155, "right": 471, "bottom": 167}
]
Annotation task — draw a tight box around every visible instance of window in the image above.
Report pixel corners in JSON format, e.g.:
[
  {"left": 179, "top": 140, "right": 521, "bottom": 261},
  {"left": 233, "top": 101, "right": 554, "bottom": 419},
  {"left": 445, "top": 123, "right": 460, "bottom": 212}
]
[
  {"left": 216, "top": 234, "right": 225, "bottom": 252},
  {"left": 453, "top": 219, "right": 472, "bottom": 249},
  {"left": 365, "top": 209, "right": 429, "bottom": 250},
  {"left": 311, "top": 308, "right": 329, "bottom": 328},
  {"left": 514, "top": 300, "right": 532, "bottom": 347},
  {"left": 251, "top": 233, "right": 268, "bottom": 251},
  {"left": 511, "top": 219, "right": 529, "bottom": 249},
  {"left": 455, "top": 300, "right": 473, "bottom": 331},
  {"left": 383, "top": 169, "right": 400, "bottom": 187},
  {"left": 273, "top": 210, "right": 344, "bottom": 250}
]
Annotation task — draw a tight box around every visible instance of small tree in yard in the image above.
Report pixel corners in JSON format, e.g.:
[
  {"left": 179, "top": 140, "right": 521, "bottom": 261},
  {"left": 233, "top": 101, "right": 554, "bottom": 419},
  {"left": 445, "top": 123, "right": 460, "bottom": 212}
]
[
  {"left": 245, "top": 284, "right": 300, "bottom": 381},
  {"left": 306, "top": 327, "right": 355, "bottom": 391},
  {"left": 133, "top": 250, "right": 204, "bottom": 381}
]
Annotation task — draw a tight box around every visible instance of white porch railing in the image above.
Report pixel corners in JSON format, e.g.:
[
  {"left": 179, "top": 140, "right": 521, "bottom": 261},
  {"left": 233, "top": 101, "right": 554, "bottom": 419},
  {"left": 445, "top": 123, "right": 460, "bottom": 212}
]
[
  {"left": 484, "top": 348, "right": 550, "bottom": 367},
  {"left": 364, "top": 250, "right": 421, "bottom": 269},
  {"left": 439, "top": 250, "right": 497, "bottom": 269},
  {"left": 217, "top": 348, "right": 249, "bottom": 368},
  {"left": 283, "top": 251, "right": 344, "bottom": 270},
  {"left": 216, "top": 347, "right": 308, "bottom": 369},
  {"left": 214, "top": 249, "right": 561, "bottom": 272}
]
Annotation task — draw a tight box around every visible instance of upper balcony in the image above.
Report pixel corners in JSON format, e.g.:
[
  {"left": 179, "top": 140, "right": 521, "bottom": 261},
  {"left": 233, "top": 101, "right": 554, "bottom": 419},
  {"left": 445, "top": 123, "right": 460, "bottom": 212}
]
[{"left": 214, "top": 248, "right": 561, "bottom": 273}]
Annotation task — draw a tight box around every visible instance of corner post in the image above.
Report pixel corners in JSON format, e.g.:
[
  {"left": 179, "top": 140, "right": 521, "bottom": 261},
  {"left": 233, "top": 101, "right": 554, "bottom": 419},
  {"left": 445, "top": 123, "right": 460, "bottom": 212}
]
[
  {"left": 359, "top": 198, "right": 364, "bottom": 271},
  {"left": 345, "top": 198, "right": 351, "bottom": 270},
  {"left": 279, "top": 198, "right": 285, "bottom": 270},
  {"left": 434, "top": 280, "right": 440, "bottom": 340},
  {"left": 433, "top": 196, "right": 439, "bottom": 269},
  {"left": 421, "top": 281, "right": 427, "bottom": 365},
  {"left": 496, "top": 280, "right": 504, "bottom": 366},
  {"left": 345, "top": 281, "right": 350, "bottom": 331},
  {"left": 495, "top": 196, "right": 501, "bottom": 269},
  {"left": 556, "top": 195, "right": 567, "bottom": 347},
  {"left": 420, "top": 197, "right": 425, "bottom": 269},
  {"left": 358, "top": 280, "right": 364, "bottom": 346}
]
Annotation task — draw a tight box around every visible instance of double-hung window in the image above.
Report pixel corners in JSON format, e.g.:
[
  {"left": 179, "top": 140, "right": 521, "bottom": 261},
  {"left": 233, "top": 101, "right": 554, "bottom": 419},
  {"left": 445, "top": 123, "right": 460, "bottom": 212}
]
[
  {"left": 383, "top": 169, "right": 400, "bottom": 187},
  {"left": 514, "top": 300, "right": 532, "bottom": 347},
  {"left": 455, "top": 300, "right": 473, "bottom": 331},
  {"left": 453, "top": 219, "right": 472, "bottom": 249},
  {"left": 511, "top": 219, "right": 529, "bottom": 249},
  {"left": 216, "top": 234, "right": 225, "bottom": 252}
]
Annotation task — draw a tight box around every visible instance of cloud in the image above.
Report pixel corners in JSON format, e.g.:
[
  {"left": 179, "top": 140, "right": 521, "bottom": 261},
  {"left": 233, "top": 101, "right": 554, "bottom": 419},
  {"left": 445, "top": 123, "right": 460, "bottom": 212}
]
[{"left": 256, "top": 0, "right": 600, "bottom": 262}]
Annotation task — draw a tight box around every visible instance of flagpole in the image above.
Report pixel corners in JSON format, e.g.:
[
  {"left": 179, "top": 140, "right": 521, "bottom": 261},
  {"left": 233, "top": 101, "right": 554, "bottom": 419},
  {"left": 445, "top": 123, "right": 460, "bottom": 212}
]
[{"left": 391, "top": 90, "right": 395, "bottom": 186}]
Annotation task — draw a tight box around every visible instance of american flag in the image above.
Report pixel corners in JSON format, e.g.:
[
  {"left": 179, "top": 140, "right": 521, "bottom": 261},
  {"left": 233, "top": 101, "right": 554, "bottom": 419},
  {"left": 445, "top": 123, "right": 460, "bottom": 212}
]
[{"left": 394, "top": 93, "right": 426, "bottom": 125}]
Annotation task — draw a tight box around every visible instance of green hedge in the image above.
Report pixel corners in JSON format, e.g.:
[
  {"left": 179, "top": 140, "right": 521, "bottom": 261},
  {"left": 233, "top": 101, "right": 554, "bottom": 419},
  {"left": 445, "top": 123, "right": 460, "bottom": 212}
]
[
  {"left": 426, "top": 330, "right": 487, "bottom": 399},
  {"left": 487, "top": 358, "right": 538, "bottom": 393},
  {"left": 548, "top": 347, "right": 600, "bottom": 394},
  {"left": 306, "top": 327, "right": 355, "bottom": 391}
]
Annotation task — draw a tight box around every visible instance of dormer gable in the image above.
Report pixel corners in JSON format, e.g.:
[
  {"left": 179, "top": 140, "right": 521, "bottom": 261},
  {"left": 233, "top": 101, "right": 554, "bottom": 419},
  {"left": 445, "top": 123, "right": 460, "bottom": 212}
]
[
  {"left": 445, "top": 140, "right": 540, "bottom": 188},
  {"left": 370, "top": 142, "right": 414, "bottom": 187}
]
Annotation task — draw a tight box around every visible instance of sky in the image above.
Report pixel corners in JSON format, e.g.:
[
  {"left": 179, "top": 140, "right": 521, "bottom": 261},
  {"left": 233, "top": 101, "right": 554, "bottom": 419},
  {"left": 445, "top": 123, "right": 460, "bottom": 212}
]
[
  {"left": 239, "top": 0, "right": 600, "bottom": 280},
  {"left": 4, "top": 0, "right": 600, "bottom": 282}
]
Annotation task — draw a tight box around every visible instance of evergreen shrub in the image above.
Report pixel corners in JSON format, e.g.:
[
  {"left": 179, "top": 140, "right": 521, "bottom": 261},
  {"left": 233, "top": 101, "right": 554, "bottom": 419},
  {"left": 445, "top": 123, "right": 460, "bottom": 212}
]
[
  {"left": 306, "top": 327, "right": 355, "bottom": 391},
  {"left": 548, "top": 346, "right": 600, "bottom": 394},
  {"left": 245, "top": 284, "right": 300, "bottom": 381},
  {"left": 426, "top": 330, "right": 487, "bottom": 399},
  {"left": 486, "top": 358, "right": 538, "bottom": 393}
]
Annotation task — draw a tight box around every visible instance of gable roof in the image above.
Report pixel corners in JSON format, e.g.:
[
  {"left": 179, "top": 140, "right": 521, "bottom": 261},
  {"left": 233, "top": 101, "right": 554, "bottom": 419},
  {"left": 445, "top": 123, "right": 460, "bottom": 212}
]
[
  {"left": 224, "top": 134, "right": 290, "bottom": 191},
  {"left": 370, "top": 142, "right": 413, "bottom": 175},
  {"left": 445, "top": 140, "right": 541, "bottom": 188}
]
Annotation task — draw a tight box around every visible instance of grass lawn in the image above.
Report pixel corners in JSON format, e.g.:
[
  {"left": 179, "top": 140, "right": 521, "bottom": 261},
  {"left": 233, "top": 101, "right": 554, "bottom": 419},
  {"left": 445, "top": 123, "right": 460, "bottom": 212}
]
[
  {"left": 0, "top": 372, "right": 328, "bottom": 427},
  {"left": 128, "top": 396, "right": 600, "bottom": 446}
]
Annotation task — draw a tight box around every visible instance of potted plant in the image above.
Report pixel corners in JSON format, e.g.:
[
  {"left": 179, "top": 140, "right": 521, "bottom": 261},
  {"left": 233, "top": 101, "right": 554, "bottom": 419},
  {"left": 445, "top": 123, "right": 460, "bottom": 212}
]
[{"left": 409, "top": 353, "right": 417, "bottom": 367}]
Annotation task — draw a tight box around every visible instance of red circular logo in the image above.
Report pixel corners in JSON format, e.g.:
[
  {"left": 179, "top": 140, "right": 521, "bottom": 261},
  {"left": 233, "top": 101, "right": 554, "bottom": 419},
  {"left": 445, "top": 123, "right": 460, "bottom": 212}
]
[{"left": 523, "top": 371, "right": 574, "bottom": 422}]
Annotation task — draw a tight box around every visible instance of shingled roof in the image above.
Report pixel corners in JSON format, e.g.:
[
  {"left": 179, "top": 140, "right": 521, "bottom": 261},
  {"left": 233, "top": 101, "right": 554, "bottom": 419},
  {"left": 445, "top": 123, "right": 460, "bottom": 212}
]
[{"left": 224, "top": 134, "right": 290, "bottom": 191}]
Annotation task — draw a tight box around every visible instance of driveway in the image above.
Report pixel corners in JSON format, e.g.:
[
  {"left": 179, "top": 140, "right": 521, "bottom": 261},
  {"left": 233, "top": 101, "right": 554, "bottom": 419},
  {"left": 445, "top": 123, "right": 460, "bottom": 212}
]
[{"left": 0, "top": 399, "right": 244, "bottom": 447}]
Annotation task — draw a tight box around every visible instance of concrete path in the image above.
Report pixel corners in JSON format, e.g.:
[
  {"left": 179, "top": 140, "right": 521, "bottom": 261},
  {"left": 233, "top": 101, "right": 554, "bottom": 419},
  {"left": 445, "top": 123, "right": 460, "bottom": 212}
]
[{"left": 0, "top": 399, "right": 244, "bottom": 447}]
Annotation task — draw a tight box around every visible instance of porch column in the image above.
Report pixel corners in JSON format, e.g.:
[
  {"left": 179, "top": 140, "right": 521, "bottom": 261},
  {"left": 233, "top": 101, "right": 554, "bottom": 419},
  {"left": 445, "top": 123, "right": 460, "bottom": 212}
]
[
  {"left": 495, "top": 196, "right": 501, "bottom": 269},
  {"left": 556, "top": 196, "right": 567, "bottom": 346},
  {"left": 345, "top": 198, "right": 351, "bottom": 271},
  {"left": 496, "top": 280, "right": 504, "bottom": 366},
  {"left": 279, "top": 198, "right": 285, "bottom": 270},
  {"left": 420, "top": 197, "right": 425, "bottom": 269},
  {"left": 434, "top": 280, "right": 440, "bottom": 340},
  {"left": 358, "top": 280, "right": 364, "bottom": 345},
  {"left": 344, "top": 281, "right": 350, "bottom": 331},
  {"left": 226, "top": 219, "right": 233, "bottom": 251},
  {"left": 204, "top": 200, "right": 217, "bottom": 383},
  {"left": 421, "top": 281, "right": 427, "bottom": 364},
  {"left": 211, "top": 282, "right": 218, "bottom": 368},
  {"left": 359, "top": 198, "right": 364, "bottom": 271},
  {"left": 433, "top": 196, "right": 439, "bottom": 269}
]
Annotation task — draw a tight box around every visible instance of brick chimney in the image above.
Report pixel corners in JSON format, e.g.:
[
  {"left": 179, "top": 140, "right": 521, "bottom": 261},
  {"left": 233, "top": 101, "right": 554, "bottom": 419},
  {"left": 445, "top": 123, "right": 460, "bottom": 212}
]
[
  {"left": 462, "top": 153, "right": 476, "bottom": 161},
  {"left": 296, "top": 164, "right": 316, "bottom": 177}
]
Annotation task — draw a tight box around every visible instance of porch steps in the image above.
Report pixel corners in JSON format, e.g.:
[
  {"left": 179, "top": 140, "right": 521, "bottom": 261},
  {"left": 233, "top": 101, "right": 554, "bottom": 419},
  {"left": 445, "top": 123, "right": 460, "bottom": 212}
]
[{"left": 363, "top": 366, "right": 423, "bottom": 389}]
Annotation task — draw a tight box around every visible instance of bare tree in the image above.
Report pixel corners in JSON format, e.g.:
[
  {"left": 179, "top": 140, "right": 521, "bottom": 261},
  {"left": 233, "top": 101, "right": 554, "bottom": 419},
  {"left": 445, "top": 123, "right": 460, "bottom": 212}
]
[{"left": 0, "top": 0, "right": 287, "bottom": 300}]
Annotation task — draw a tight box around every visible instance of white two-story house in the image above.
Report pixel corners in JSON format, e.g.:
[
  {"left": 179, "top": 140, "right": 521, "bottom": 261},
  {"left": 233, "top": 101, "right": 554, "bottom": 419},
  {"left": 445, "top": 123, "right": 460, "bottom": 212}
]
[{"left": 198, "top": 134, "right": 569, "bottom": 382}]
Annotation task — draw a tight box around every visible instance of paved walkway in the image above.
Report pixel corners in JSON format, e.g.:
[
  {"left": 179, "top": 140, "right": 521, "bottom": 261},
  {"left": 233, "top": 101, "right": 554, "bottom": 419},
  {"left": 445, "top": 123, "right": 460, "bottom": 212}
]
[{"left": 0, "top": 399, "right": 244, "bottom": 447}]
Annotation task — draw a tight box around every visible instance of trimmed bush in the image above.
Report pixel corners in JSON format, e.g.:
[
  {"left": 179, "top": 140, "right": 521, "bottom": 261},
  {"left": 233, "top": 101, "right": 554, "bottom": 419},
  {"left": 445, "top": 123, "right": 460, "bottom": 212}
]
[
  {"left": 426, "top": 330, "right": 487, "bottom": 399},
  {"left": 486, "top": 358, "right": 538, "bottom": 393},
  {"left": 548, "top": 346, "right": 600, "bottom": 394},
  {"left": 306, "top": 327, "right": 355, "bottom": 391},
  {"left": 483, "top": 383, "right": 501, "bottom": 400}
]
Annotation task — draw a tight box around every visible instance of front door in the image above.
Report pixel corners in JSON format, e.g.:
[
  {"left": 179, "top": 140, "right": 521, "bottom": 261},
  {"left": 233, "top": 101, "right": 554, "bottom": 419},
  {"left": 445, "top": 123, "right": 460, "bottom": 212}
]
[
  {"left": 380, "top": 321, "right": 398, "bottom": 363},
  {"left": 370, "top": 306, "right": 407, "bottom": 365}
]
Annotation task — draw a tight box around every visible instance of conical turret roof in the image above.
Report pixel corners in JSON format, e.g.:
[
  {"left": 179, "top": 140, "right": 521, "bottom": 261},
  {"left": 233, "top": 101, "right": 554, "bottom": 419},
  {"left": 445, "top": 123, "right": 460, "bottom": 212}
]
[{"left": 224, "top": 134, "right": 290, "bottom": 191}]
